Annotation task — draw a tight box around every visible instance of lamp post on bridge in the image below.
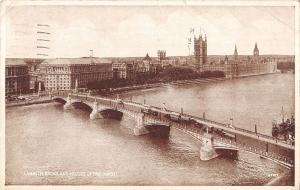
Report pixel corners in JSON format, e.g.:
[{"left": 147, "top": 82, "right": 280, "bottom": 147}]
[
  {"left": 230, "top": 118, "right": 234, "bottom": 128},
  {"left": 254, "top": 124, "right": 257, "bottom": 135},
  {"left": 37, "top": 81, "right": 42, "bottom": 97},
  {"left": 74, "top": 79, "right": 78, "bottom": 94}
]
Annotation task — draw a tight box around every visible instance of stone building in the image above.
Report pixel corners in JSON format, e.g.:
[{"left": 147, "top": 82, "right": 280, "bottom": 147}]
[
  {"left": 5, "top": 58, "right": 30, "bottom": 95},
  {"left": 194, "top": 34, "right": 207, "bottom": 65},
  {"left": 112, "top": 62, "right": 135, "bottom": 79},
  {"left": 42, "top": 57, "right": 112, "bottom": 91},
  {"left": 199, "top": 44, "right": 277, "bottom": 78},
  {"left": 24, "top": 58, "right": 46, "bottom": 92},
  {"left": 157, "top": 50, "right": 166, "bottom": 62},
  {"left": 136, "top": 53, "right": 151, "bottom": 73}
]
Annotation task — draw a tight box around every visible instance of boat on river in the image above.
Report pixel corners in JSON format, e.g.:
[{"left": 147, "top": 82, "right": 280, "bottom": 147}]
[{"left": 271, "top": 107, "right": 295, "bottom": 143}]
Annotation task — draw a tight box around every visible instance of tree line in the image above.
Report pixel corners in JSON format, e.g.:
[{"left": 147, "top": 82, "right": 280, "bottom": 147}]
[{"left": 87, "top": 67, "right": 225, "bottom": 91}]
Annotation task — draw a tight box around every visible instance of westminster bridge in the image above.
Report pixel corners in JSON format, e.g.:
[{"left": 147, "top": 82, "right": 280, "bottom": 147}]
[{"left": 51, "top": 91, "right": 295, "bottom": 169}]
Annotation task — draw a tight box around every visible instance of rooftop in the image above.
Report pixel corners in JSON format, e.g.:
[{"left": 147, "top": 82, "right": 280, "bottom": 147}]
[
  {"left": 43, "top": 57, "right": 112, "bottom": 65},
  {"left": 143, "top": 53, "right": 152, "bottom": 61},
  {"left": 5, "top": 58, "right": 27, "bottom": 66}
]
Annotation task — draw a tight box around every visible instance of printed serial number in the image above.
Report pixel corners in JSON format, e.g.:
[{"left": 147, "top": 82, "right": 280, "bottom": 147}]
[{"left": 268, "top": 173, "right": 279, "bottom": 177}]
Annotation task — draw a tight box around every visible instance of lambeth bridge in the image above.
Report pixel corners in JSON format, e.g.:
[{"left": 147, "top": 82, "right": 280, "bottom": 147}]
[{"left": 51, "top": 91, "right": 295, "bottom": 168}]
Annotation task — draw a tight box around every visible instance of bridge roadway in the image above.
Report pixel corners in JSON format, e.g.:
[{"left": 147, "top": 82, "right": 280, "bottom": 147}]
[{"left": 53, "top": 92, "right": 294, "bottom": 168}]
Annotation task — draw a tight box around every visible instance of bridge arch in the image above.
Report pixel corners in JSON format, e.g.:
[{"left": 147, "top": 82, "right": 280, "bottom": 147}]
[
  {"left": 71, "top": 101, "right": 93, "bottom": 113},
  {"left": 214, "top": 146, "right": 239, "bottom": 159},
  {"left": 213, "top": 145, "right": 293, "bottom": 168},
  {"left": 52, "top": 97, "right": 67, "bottom": 104},
  {"left": 144, "top": 123, "right": 171, "bottom": 137},
  {"left": 98, "top": 108, "right": 124, "bottom": 120}
]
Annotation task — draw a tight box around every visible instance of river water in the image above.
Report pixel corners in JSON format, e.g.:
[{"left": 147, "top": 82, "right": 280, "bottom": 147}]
[{"left": 5, "top": 73, "right": 294, "bottom": 185}]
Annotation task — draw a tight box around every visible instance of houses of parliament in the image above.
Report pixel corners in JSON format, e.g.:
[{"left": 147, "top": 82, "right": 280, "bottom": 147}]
[{"left": 193, "top": 34, "right": 277, "bottom": 78}]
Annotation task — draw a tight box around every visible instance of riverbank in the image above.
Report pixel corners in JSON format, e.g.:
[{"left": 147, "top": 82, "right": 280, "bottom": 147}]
[
  {"left": 237, "top": 71, "right": 280, "bottom": 79},
  {"left": 5, "top": 77, "right": 226, "bottom": 108},
  {"left": 6, "top": 72, "right": 280, "bottom": 107},
  {"left": 103, "top": 72, "right": 279, "bottom": 95},
  {"left": 6, "top": 97, "right": 53, "bottom": 108},
  {"left": 108, "top": 77, "right": 226, "bottom": 94}
]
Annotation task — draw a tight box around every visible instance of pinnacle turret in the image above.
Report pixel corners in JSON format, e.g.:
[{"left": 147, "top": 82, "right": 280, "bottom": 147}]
[
  {"left": 234, "top": 44, "right": 238, "bottom": 60},
  {"left": 253, "top": 42, "right": 259, "bottom": 57}
]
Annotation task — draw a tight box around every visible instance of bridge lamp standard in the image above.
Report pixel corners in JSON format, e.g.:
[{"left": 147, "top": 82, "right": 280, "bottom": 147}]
[
  {"left": 230, "top": 118, "right": 234, "bottom": 128},
  {"left": 74, "top": 79, "right": 78, "bottom": 94},
  {"left": 162, "top": 102, "right": 167, "bottom": 111},
  {"left": 37, "top": 81, "right": 42, "bottom": 97}
]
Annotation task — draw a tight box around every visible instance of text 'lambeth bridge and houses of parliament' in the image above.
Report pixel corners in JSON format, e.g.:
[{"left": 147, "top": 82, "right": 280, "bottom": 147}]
[{"left": 5, "top": 31, "right": 295, "bottom": 171}]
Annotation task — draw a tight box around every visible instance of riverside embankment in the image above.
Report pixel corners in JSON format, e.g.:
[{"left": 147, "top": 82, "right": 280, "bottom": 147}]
[
  {"left": 5, "top": 96, "right": 53, "bottom": 108},
  {"left": 108, "top": 77, "right": 226, "bottom": 94}
]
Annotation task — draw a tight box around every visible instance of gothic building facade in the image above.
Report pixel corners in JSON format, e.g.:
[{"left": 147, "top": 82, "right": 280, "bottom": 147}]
[{"left": 194, "top": 34, "right": 207, "bottom": 65}]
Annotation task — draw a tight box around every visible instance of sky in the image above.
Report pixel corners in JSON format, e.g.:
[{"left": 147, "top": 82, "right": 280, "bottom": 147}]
[{"left": 4, "top": 5, "right": 295, "bottom": 58}]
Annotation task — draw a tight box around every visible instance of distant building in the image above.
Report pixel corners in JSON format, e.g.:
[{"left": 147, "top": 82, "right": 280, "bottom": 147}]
[
  {"left": 253, "top": 42, "right": 259, "bottom": 58},
  {"left": 194, "top": 34, "right": 207, "bottom": 65},
  {"left": 136, "top": 53, "right": 152, "bottom": 74},
  {"left": 24, "top": 58, "right": 46, "bottom": 92},
  {"left": 157, "top": 50, "right": 166, "bottom": 62},
  {"left": 224, "top": 55, "right": 229, "bottom": 64},
  {"left": 5, "top": 58, "right": 30, "bottom": 95},
  {"left": 199, "top": 44, "right": 277, "bottom": 78},
  {"left": 134, "top": 53, "right": 162, "bottom": 75},
  {"left": 112, "top": 62, "right": 135, "bottom": 79},
  {"left": 42, "top": 57, "right": 112, "bottom": 91}
]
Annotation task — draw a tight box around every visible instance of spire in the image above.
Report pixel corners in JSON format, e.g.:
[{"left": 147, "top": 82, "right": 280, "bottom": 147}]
[
  {"left": 234, "top": 44, "right": 238, "bottom": 60},
  {"left": 205, "top": 34, "right": 207, "bottom": 42},
  {"left": 253, "top": 42, "right": 259, "bottom": 57},
  {"left": 234, "top": 44, "right": 238, "bottom": 54},
  {"left": 143, "top": 53, "right": 151, "bottom": 61}
]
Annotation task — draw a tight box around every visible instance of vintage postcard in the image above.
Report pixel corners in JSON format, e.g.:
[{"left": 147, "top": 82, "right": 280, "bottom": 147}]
[{"left": 0, "top": 0, "right": 299, "bottom": 190}]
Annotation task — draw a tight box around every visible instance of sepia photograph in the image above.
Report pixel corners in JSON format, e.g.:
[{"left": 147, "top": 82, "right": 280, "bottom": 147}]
[{"left": 1, "top": 0, "right": 299, "bottom": 189}]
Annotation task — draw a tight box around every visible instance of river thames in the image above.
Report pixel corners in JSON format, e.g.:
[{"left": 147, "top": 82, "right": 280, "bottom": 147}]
[{"left": 6, "top": 73, "right": 294, "bottom": 185}]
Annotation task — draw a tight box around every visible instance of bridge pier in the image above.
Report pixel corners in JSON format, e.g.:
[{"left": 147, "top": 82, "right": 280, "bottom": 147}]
[
  {"left": 63, "top": 96, "right": 72, "bottom": 110},
  {"left": 133, "top": 113, "right": 149, "bottom": 136},
  {"left": 200, "top": 133, "right": 219, "bottom": 161},
  {"left": 90, "top": 100, "right": 99, "bottom": 120}
]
